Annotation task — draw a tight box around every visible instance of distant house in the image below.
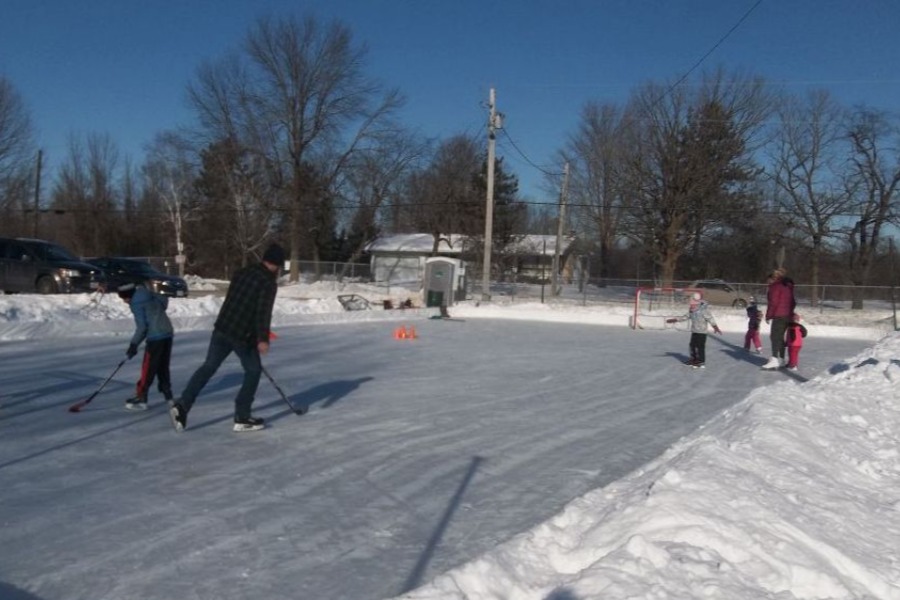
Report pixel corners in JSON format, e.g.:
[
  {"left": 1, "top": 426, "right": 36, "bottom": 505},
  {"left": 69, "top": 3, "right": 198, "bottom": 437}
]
[
  {"left": 364, "top": 233, "right": 578, "bottom": 285},
  {"left": 364, "top": 234, "right": 466, "bottom": 286},
  {"left": 498, "top": 234, "right": 577, "bottom": 282}
]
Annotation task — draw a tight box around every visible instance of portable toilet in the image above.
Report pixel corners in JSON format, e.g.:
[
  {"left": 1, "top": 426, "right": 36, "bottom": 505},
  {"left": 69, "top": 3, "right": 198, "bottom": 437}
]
[{"left": 423, "top": 257, "right": 465, "bottom": 307}]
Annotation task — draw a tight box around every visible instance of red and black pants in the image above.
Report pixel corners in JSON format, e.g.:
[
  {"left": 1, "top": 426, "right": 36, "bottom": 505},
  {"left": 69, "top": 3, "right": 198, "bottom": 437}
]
[{"left": 135, "top": 337, "right": 173, "bottom": 400}]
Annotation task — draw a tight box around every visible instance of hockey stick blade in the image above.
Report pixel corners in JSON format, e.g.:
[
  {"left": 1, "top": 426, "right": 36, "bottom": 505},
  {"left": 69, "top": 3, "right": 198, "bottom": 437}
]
[
  {"left": 68, "top": 401, "right": 89, "bottom": 413},
  {"left": 68, "top": 358, "right": 128, "bottom": 413},
  {"left": 262, "top": 366, "right": 306, "bottom": 415}
]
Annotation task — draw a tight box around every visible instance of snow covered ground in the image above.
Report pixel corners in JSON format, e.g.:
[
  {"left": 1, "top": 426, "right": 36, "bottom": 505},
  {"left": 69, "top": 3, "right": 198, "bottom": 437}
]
[{"left": 1, "top": 281, "right": 898, "bottom": 599}]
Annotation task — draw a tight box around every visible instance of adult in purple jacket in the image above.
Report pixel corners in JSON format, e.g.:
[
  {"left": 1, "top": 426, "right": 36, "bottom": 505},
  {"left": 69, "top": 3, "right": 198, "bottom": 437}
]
[{"left": 761, "top": 267, "right": 797, "bottom": 370}]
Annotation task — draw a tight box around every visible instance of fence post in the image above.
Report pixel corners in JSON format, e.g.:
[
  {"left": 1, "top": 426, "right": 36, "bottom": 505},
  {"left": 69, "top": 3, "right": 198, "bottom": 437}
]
[{"left": 582, "top": 255, "right": 590, "bottom": 307}]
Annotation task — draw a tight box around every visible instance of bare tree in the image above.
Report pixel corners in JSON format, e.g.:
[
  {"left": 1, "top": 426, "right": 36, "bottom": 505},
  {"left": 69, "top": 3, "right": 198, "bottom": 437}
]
[
  {"left": 193, "top": 135, "right": 282, "bottom": 275},
  {"left": 622, "top": 69, "right": 771, "bottom": 285},
  {"left": 842, "top": 108, "right": 900, "bottom": 309},
  {"left": 50, "top": 133, "right": 122, "bottom": 255},
  {"left": 188, "top": 14, "right": 403, "bottom": 279},
  {"left": 768, "top": 89, "right": 850, "bottom": 305},
  {"left": 143, "top": 131, "right": 204, "bottom": 276},
  {"left": 562, "top": 101, "right": 630, "bottom": 280},
  {"left": 403, "top": 134, "right": 482, "bottom": 254},
  {"left": 337, "top": 127, "right": 427, "bottom": 278},
  {"left": 0, "top": 76, "right": 36, "bottom": 234}
]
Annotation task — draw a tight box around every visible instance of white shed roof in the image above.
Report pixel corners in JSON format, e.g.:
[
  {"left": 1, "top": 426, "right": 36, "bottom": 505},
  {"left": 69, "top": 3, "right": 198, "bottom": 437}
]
[
  {"left": 365, "top": 234, "right": 465, "bottom": 255},
  {"left": 503, "top": 234, "right": 576, "bottom": 256},
  {"left": 364, "top": 233, "right": 576, "bottom": 256}
]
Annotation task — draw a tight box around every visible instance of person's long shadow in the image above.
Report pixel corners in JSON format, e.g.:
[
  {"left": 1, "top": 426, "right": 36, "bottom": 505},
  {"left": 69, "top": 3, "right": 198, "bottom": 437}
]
[
  {"left": 711, "top": 335, "right": 809, "bottom": 383},
  {"left": 186, "top": 376, "right": 375, "bottom": 431},
  {"left": 0, "top": 408, "right": 161, "bottom": 471},
  {"left": 545, "top": 588, "right": 581, "bottom": 600},
  {"left": 295, "top": 377, "right": 374, "bottom": 410},
  {"left": 664, "top": 351, "right": 693, "bottom": 365},
  {"left": 0, "top": 370, "right": 132, "bottom": 421},
  {"left": 829, "top": 357, "right": 900, "bottom": 375},
  {"left": 711, "top": 334, "right": 768, "bottom": 367},
  {"left": 0, "top": 581, "right": 46, "bottom": 600},
  {"left": 399, "top": 456, "right": 484, "bottom": 594}
]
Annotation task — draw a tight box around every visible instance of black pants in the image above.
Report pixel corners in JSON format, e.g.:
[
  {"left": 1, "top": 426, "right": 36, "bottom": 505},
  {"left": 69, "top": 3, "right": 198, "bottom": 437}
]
[
  {"left": 135, "top": 337, "right": 173, "bottom": 399},
  {"left": 769, "top": 317, "right": 788, "bottom": 358},
  {"left": 689, "top": 333, "right": 708, "bottom": 363}
]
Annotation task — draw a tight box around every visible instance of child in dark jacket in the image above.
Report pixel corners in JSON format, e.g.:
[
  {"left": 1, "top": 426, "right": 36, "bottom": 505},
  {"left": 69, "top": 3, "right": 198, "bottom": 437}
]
[
  {"left": 743, "top": 296, "right": 763, "bottom": 354},
  {"left": 117, "top": 282, "right": 174, "bottom": 410},
  {"left": 784, "top": 313, "right": 808, "bottom": 371}
]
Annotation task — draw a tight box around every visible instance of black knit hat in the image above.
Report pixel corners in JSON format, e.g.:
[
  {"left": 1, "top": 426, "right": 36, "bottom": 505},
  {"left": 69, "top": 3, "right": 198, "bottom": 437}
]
[
  {"left": 117, "top": 282, "right": 136, "bottom": 299},
  {"left": 262, "top": 243, "right": 286, "bottom": 267}
]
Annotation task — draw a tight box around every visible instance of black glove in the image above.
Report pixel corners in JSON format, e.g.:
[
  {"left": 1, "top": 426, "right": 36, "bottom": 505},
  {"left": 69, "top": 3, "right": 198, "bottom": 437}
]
[{"left": 126, "top": 344, "right": 138, "bottom": 359}]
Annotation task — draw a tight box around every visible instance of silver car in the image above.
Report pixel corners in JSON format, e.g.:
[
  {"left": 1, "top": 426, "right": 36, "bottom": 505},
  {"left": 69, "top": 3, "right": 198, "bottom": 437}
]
[{"left": 689, "top": 279, "right": 748, "bottom": 308}]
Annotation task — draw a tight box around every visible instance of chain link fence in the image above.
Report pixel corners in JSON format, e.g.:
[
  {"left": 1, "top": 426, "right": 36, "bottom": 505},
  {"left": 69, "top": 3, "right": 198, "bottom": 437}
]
[
  {"left": 468, "top": 275, "right": 899, "bottom": 320},
  {"left": 147, "top": 254, "right": 897, "bottom": 327}
]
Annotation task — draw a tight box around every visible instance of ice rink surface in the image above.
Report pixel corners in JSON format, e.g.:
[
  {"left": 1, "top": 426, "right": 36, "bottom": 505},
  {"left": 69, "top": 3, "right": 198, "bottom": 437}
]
[{"left": 0, "top": 319, "right": 872, "bottom": 600}]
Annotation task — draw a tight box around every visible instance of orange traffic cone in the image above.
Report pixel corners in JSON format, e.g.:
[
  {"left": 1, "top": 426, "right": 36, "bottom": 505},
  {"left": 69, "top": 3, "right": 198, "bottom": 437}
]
[
  {"left": 393, "top": 326, "right": 403, "bottom": 340},
  {"left": 408, "top": 325, "right": 417, "bottom": 339}
]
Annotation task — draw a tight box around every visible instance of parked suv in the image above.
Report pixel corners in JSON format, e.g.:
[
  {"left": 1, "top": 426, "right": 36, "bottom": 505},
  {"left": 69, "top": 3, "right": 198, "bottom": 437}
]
[
  {"left": 689, "top": 279, "right": 748, "bottom": 308},
  {"left": 86, "top": 257, "right": 189, "bottom": 298},
  {"left": 0, "top": 237, "right": 105, "bottom": 294}
]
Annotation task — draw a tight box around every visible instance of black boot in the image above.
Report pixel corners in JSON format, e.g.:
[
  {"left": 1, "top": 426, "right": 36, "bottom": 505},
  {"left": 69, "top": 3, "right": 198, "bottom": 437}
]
[{"left": 125, "top": 396, "right": 148, "bottom": 411}]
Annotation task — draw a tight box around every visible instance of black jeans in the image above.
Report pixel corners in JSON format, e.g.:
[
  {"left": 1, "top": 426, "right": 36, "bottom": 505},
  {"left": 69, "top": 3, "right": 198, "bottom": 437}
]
[
  {"left": 689, "top": 332, "right": 708, "bottom": 363},
  {"left": 179, "top": 330, "right": 262, "bottom": 420}
]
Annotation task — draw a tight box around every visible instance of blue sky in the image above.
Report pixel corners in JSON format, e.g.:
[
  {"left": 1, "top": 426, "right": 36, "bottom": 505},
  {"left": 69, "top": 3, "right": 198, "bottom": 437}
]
[{"left": 1, "top": 0, "right": 898, "bottom": 202}]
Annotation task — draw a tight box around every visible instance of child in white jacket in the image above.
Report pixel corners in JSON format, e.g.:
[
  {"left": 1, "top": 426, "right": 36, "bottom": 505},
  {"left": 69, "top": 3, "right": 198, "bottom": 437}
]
[{"left": 669, "top": 292, "right": 722, "bottom": 369}]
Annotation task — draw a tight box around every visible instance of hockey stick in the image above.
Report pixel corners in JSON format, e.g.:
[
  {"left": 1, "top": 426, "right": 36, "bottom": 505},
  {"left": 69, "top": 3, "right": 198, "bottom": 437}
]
[
  {"left": 262, "top": 365, "right": 306, "bottom": 415},
  {"left": 68, "top": 358, "right": 128, "bottom": 413}
]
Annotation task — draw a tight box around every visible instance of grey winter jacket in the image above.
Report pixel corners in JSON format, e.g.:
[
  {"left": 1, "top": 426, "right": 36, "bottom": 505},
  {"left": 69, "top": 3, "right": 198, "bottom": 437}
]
[
  {"left": 128, "top": 285, "right": 174, "bottom": 346},
  {"left": 685, "top": 301, "right": 718, "bottom": 334}
]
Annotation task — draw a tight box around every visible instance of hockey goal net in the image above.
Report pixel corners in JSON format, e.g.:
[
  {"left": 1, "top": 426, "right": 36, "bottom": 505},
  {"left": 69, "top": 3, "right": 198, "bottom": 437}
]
[{"left": 631, "top": 287, "right": 701, "bottom": 330}]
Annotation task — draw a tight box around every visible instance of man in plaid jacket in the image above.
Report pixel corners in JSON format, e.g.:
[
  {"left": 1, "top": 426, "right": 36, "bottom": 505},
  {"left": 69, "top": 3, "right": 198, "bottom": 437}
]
[{"left": 170, "top": 243, "right": 285, "bottom": 433}]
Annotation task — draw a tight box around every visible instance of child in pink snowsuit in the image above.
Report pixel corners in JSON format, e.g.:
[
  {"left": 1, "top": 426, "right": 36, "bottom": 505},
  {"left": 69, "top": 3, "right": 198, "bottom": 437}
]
[
  {"left": 743, "top": 296, "right": 762, "bottom": 353},
  {"left": 784, "top": 313, "right": 808, "bottom": 371}
]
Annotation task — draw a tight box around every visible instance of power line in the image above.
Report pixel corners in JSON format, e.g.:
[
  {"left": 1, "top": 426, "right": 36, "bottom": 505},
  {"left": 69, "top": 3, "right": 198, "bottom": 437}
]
[
  {"left": 656, "top": 0, "right": 764, "bottom": 105},
  {"left": 490, "top": 1, "right": 765, "bottom": 188},
  {"left": 496, "top": 128, "right": 563, "bottom": 179},
  {"left": 21, "top": 199, "right": 880, "bottom": 220}
]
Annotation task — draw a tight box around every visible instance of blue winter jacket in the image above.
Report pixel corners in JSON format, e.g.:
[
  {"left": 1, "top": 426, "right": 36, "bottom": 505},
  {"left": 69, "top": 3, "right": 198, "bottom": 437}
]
[{"left": 128, "top": 285, "right": 174, "bottom": 346}]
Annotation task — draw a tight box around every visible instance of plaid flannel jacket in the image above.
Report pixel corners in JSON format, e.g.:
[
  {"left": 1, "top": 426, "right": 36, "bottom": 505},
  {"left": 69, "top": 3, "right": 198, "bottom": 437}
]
[{"left": 214, "top": 263, "right": 277, "bottom": 346}]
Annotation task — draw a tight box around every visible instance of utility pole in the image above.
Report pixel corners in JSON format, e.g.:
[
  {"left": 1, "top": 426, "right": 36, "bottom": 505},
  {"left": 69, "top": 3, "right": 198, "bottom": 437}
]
[
  {"left": 481, "top": 88, "right": 500, "bottom": 302},
  {"left": 551, "top": 162, "right": 570, "bottom": 296},
  {"left": 33, "top": 149, "right": 42, "bottom": 237}
]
